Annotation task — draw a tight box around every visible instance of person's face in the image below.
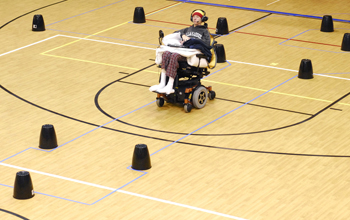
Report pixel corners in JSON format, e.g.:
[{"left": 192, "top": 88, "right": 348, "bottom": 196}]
[{"left": 192, "top": 15, "right": 202, "bottom": 26}]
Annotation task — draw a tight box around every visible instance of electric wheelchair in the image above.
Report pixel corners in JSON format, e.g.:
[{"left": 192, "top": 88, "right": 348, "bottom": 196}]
[{"left": 153, "top": 30, "right": 217, "bottom": 113}]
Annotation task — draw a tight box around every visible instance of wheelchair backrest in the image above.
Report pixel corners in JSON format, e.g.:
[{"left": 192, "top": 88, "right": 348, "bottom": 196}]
[{"left": 208, "top": 34, "right": 217, "bottom": 69}]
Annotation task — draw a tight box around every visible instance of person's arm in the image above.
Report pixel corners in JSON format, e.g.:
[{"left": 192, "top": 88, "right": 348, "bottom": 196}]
[
  {"left": 175, "top": 27, "right": 188, "bottom": 40},
  {"left": 202, "top": 30, "right": 211, "bottom": 46}
]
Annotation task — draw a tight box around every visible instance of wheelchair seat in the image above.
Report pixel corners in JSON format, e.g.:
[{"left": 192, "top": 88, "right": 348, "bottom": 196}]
[{"left": 153, "top": 30, "right": 217, "bottom": 113}]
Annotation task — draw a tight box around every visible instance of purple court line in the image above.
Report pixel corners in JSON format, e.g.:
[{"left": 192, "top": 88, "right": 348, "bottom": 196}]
[
  {"left": 0, "top": 57, "right": 232, "bottom": 205},
  {"left": 0, "top": 183, "right": 90, "bottom": 205},
  {"left": 128, "top": 22, "right": 180, "bottom": 31},
  {"left": 50, "top": 100, "right": 156, "bottom": 152},
  {"left": 204, "top": 61, "right": 231, "bottom": 78},
  {"left": 151, "top": 74, "right": 298, "bottom": 156},
  {"left": 279, "top": 28, "right": 350, "bottom": 53},
  {"left": 47, "top": 0, "right": 125, "bottom": 26},
  {"left": 174, "top": 0, "right": 350, "bottom": 23},
  {"left": 315, "top": 72, "right": 350, "bottom": 75},
  {"left": 0, "top": 166, "right": 148, "bottom": 206},
  {"left": 90, "top": 166, "right": 148, "bottom": 205}
]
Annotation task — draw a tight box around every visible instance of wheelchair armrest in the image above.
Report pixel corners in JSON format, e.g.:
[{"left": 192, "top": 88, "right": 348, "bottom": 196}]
[{"left": 159, "top": 30, "right": 164, "bottom": 45}]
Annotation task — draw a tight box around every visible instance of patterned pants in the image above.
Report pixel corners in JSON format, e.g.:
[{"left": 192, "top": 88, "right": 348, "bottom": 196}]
[{"left": 161, "top": 51, "right": 186, "bottom": 78}]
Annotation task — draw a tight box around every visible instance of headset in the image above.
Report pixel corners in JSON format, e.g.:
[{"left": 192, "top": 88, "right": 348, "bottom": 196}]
[{"left": 190, "top": 9, "right": 208, "bottom": 22}]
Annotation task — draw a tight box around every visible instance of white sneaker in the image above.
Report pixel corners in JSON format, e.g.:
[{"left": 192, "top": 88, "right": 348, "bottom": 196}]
[
  {"left": 157, "top": 86, "right": 174, "bottom": 94},
  {"left": 149, "top": 84, "right": 165, "bottom": 92}
]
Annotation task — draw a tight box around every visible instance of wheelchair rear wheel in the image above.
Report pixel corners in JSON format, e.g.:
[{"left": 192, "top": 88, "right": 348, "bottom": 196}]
[{"left": 192, "top": 86, "right": 208, "bottom": 109}]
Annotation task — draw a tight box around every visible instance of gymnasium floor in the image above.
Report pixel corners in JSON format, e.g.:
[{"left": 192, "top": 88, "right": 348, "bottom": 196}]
[{"left": 1, "top": 0, "right": 350, "bottom": 219}]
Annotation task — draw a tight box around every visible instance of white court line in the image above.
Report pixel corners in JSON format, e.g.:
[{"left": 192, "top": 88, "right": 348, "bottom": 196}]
[
  {"left": 119, "top": 190, "right": 248, "bottom": 220},
  {"left": 267, "top": 0, "right": 280, "bottom": 6},
  {"left": 0, "top": 162, "right": 247, "bottom": 220},
  {"left": 0, "top": 35, "right": 60, "bottom": 57},
  {"left": 1, "top": 35, "right": 349, "bottom": 82},
  {"left": 57, "top": 34, "right": 156, "bottom": 51},
  {"left": 0, "top": 162, "right": 116, "bottom": 191},
  {"left": 227, "top": 59, "right": 350, "bottom": 81},
  {"left": 227, "top": 59, "right": 297, "bottom": 72}
]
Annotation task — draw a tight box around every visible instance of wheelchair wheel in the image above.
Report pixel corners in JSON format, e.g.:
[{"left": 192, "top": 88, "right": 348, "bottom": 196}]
[
  {"left": 184, "top": 103, "right": 192, "bottom": 113},
  {"left": 192, "top": 86, "right": 208, "bottom": 109},
  {"left": 156, "top": 97, "right": 164, "bottom": 107},
  {"left": 208, "top": 90, "right": 216, "bottom": 100}
]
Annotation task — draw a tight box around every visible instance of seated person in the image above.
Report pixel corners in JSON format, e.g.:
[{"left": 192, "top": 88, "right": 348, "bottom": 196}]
[{"left": 149, "top": 9, "right": 211, "bottom": 94}]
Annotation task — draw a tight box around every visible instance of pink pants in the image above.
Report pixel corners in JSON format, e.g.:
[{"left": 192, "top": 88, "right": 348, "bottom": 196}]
[{"left": 161, "top": 51, "right": 186, "bottom": 78}]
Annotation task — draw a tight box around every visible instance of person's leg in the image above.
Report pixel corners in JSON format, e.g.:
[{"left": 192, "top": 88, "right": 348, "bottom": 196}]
[
  {"left": 149, "top": 51, "right": 172, "bottom": 92},
  {"left": 149, "top": 69, "right": 166, "bottom": 92},
  {"left": 157, "top": 53, "right": 183, "bottom": 94}
]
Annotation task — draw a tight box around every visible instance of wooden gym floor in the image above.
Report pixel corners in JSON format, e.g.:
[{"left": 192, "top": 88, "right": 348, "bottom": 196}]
[{"left": 1, "top": 0, "right": 350, "bottom": 219}]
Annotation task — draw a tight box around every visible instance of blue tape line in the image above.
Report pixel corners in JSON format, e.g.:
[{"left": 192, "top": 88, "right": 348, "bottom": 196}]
[
  {"left": 175, "top": 0, "right": 350, "bottom": 23},
  {"left": 47, "top": 0, "right": 125, "bottom": 26}
]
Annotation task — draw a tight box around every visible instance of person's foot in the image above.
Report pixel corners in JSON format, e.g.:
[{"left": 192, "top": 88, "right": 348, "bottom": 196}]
[
  {"left": 157, "top": 86, "right": 174, "bottom": 94},
  {"left": 149, "top": 84, "right": 165, "bottom": 92}
]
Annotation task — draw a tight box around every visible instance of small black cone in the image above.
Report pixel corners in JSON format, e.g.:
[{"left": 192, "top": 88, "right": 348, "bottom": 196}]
[
  {"left": 132, "top": 144, "right": 151, "bottom": 170},
  {"left": 39, "top": 124, "right": 58, "bottom": 149},
  {"left": 216, "top": 17, "right": 229, "bottom": 35},
  {"left": 341, "top": 33, "right": 350, "bottom": 51},
  {"left": 320, "top": 15, "right": 334, "bottom": 32},
  {"left": 298, "top": 59, "right": 313, "bottom": 79},
  {"left": 215, "top": 44, "right": 226, "bottom": 63},
  {"left": 32, "top": 14, "right": 45, "bottom": 31},
  {"left": 13, "top": 171, "right": 35, "bottom": 199},
  {"left": 133, "top": 7, "right": 146, "bottom": 23}
]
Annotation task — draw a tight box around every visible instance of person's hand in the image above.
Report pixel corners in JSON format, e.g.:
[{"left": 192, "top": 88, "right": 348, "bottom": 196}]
[{"left": 182, "top": 35, "right": 190, "bottom": 42}]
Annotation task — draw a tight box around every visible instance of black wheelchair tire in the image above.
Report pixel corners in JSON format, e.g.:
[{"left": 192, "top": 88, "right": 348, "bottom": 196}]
[
  {"left": 184, "top": 103, "right": 192, "bottom": 113},
  {"left": 156, "top": 97, "right": 164, "bottom": 107},
  {"left": 208, "top": 90, "right": 216, "bottom": 100}
]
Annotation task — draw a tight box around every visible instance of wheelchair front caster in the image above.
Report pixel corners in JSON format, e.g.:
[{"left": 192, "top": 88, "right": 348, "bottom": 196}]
[
  {"left": 208, "top": 90, "right": 216, "bottom": 100},
  {"left": 156, "top": 97, "right": 164, "bottom": 107},
  {"left": 184, "top": 103, "right": 192, "bottom": 113}
]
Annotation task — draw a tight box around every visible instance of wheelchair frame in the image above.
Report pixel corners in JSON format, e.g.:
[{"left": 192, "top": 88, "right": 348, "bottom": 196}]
[{"left": 154, "top": 30, "right": 216, "bottom": 113}]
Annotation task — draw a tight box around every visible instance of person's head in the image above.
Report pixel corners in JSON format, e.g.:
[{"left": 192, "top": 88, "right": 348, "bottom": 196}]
[{"left": 191, "top": 9, "right": 207, "bottom": 26}]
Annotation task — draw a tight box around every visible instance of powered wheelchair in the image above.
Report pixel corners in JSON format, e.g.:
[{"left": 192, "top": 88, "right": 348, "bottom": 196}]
[{"left": 152, "top": 30, "right": 217, "bottom": 113}]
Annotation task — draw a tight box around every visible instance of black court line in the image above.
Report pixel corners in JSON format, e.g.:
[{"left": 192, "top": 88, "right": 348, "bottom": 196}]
[
  {"left": 0, "top": 0, "right": 68, "bottom": 30},
  {"left": 330, "top": 108, "right": 343, "bottom": 111},
  {"left": 1, "top": 9, "right": 350, "bottom": 157},
  {"left": 0, "top": 208, "right": 29, "bottom": 220},
  {"left": 2, "top": 76, "right": 350, "bottom": 157},
  {"left": 99, "top": 83, "right": 349, "bottom": 136},
  {"left": 214, "top": 13, "right": 272, "bottom": 39},
  {"left": 96, "top": 75, "right": 326, "bottom": 136}
]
